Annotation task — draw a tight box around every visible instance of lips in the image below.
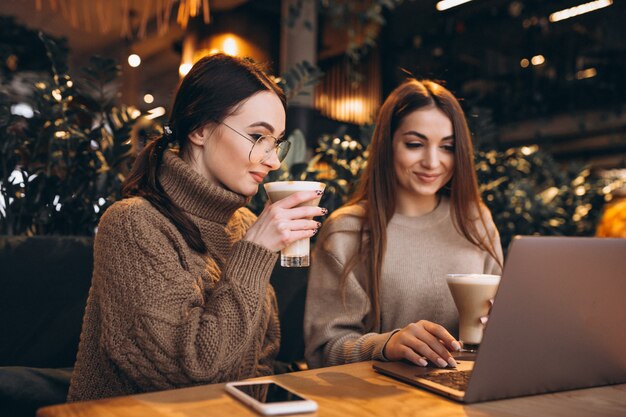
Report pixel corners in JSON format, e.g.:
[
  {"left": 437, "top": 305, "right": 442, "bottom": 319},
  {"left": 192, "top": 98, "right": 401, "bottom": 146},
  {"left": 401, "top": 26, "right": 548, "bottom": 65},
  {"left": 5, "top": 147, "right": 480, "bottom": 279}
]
[
  {"left": 250, "top": 171, "right": 267, "bottom": 183},
  {"left": 414, "top": 172, "right": 441, "bottom": 183}
]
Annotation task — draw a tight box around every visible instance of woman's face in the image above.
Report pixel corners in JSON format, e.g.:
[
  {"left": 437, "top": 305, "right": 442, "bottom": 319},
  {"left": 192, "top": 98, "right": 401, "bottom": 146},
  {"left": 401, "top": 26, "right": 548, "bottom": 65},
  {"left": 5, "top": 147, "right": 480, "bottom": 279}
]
[
  {"left": 392, "top": 106, "right": 455, "bottom": 212},
  {"left": 188, "top": 90, "right": 286, "bottom": 197}
]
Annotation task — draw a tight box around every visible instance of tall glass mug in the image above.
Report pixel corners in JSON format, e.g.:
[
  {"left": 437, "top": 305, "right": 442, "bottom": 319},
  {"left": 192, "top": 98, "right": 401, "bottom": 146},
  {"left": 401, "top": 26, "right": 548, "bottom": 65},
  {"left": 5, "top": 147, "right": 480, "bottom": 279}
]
[
  {"left": 446, "top": 274, "right": 501, "bottom": 352},
  {"left": 264, "top": 181, "right": 326, "bottom": 267}
]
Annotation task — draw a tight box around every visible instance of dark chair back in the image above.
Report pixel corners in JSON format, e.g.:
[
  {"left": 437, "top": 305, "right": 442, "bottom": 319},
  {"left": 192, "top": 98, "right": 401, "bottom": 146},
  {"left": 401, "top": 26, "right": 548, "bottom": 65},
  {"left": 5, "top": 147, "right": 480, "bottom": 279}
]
[{"left": 0, "top": 236, "right": 93, "bottom": 368}]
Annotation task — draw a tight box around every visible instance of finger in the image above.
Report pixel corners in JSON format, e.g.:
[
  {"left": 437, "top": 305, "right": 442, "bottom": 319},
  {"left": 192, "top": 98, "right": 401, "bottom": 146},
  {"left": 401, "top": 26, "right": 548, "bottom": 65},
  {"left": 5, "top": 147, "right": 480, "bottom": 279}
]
[
  {"left": 403, "top": 337, "right": 449, "bottom": 368},
  {"left": 286, "top": 219, "right": 321, "bottom": 231},
  {"left": 271, "top": 190, "right": 322, "bottom": 208},
  {"left": 422, "top": 321, "right": 461, "bottom": 353},
  {"left": 412, "top": 329, "right": 457, "bottom": 368},
  {"left": 399, "top": 346, "right": 428, "bottom": 367},
  {"left": 282, "top": 205, "right": 326, "bottom": 220}
]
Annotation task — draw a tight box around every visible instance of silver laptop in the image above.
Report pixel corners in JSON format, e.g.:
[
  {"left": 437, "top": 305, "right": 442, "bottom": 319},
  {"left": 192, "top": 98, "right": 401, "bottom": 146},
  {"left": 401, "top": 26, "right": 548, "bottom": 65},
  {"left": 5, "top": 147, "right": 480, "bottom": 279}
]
[{"left": 373, "top": 236, "right": 626, "bottom": 403}]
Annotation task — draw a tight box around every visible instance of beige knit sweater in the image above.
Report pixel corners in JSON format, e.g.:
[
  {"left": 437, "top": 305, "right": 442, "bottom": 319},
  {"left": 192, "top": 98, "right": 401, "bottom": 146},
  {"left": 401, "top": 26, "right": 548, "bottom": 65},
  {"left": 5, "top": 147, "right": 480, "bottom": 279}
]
[
  {"left": 68, "top": 151, "right": 280, "bottom": 401},
  {"left": 304, "top": 197, "right": 503, "bottom": 368}
]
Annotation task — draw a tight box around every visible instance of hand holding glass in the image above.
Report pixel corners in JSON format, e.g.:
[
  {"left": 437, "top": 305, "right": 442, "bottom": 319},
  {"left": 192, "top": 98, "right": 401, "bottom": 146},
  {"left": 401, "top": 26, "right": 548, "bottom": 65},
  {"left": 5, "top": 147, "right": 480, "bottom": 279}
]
[{"left": 264, "top": 181, "right": 325, "bottom": 267}]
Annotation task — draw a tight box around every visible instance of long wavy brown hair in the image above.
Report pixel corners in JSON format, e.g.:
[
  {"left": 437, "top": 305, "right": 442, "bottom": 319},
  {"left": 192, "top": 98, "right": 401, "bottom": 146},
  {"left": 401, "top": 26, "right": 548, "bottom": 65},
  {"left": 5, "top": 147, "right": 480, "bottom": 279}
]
[{"left": 336, "top": 79, "right": 501, "bottom": 329}]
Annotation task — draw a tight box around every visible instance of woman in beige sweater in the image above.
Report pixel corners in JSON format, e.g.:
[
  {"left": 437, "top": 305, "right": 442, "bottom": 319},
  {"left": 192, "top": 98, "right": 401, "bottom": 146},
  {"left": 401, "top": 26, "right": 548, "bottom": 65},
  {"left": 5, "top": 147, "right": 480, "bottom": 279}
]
[
  {"left": 69, "top": 54, "right": 324, "bottom": 401},
  {"left": 305, "top": 79, "right": 503, "bottom": 370}
]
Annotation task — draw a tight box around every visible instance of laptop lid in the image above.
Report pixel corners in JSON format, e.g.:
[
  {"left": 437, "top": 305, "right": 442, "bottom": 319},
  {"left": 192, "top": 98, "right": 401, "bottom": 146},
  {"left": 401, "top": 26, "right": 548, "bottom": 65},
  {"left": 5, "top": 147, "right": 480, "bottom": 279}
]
[{"left": 374, "top": 236, "right": 626, "bottom": 403}]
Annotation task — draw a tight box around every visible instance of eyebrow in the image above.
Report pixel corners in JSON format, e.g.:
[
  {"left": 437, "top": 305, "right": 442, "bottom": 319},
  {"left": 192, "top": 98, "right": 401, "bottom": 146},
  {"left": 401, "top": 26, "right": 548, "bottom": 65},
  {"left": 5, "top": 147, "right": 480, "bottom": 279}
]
[
  {"left": 248, "top": 121, "right": 285, "bottom": 138},
  {"left": 403, "top": 131, "right": 454, "bottom": 141}
]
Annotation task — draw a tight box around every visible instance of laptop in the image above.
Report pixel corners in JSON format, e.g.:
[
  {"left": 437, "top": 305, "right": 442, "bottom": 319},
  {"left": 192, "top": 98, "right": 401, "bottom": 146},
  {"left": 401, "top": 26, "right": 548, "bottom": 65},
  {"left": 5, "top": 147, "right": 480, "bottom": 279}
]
[{"left": 373, "top": 236, "right": 626, "bottom": 403}]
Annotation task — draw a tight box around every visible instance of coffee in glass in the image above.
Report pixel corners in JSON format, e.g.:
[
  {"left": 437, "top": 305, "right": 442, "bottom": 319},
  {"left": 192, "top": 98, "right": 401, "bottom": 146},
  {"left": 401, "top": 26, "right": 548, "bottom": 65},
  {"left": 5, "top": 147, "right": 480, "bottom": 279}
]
[
  {"left": 446, "top": 274, "right": 501, "bottom": 351},
  {"left": 264, "top": 181, "right": 325, "bottom": 267}
]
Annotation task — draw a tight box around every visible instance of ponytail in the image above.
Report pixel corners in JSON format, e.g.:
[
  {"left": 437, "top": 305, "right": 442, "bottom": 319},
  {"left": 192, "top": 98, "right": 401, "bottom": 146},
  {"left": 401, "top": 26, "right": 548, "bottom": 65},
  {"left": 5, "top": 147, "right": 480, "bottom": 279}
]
[{"left": 122, "top": 133, "right": 207, "bottom": 254}]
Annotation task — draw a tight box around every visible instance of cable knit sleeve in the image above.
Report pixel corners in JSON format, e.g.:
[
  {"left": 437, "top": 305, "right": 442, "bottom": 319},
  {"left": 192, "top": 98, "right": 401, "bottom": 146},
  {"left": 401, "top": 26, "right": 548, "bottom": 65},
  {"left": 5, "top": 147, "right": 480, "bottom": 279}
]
[
  {"left": 304, "top": 210, "right": 394, "bottom": 368},
  {"left": 95, "top": 201, "right": 278, "bottom": 391}
]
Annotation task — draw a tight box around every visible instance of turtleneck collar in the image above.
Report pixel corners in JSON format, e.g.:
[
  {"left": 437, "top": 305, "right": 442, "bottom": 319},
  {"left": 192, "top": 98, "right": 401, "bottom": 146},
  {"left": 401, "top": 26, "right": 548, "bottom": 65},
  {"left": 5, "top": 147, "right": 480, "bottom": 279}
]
[
  {"left": 389, "top": 196, "right": 450, "bottom": 230},
  {"left": 159, "top": 150, "right": 248, "bottom": 224}
]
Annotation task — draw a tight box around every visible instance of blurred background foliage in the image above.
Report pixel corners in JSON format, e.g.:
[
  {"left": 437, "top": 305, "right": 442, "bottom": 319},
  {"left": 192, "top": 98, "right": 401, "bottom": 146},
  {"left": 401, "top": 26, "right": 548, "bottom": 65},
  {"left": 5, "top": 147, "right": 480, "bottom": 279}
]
[{"left": 0, "top": 25, "right": 137, "bottom": 235}]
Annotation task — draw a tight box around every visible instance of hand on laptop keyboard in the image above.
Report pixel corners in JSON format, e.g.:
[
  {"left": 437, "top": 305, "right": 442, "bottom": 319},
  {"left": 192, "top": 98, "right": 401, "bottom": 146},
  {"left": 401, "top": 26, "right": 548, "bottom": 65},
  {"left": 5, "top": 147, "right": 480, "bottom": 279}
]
[{"left": 383, "top": 320, "right": 462, "bottom": 368}]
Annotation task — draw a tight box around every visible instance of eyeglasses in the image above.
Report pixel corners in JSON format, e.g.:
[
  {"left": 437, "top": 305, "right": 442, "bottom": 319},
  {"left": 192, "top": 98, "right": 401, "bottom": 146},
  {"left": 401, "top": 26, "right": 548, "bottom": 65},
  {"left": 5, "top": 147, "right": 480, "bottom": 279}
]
[{"left": 221, "top": 122, "right": 290, "bottom": 164}]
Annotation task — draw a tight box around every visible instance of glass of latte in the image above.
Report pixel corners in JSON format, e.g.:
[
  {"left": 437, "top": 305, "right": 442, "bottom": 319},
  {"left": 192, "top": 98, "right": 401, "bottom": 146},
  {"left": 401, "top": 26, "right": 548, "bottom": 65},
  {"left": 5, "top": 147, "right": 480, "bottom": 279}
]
[
  {"left": 264, "top": 181, "right": 325, "bottom": 267},
  {"left": 446, "top": 274, "right": 501, "bottom": 352}
]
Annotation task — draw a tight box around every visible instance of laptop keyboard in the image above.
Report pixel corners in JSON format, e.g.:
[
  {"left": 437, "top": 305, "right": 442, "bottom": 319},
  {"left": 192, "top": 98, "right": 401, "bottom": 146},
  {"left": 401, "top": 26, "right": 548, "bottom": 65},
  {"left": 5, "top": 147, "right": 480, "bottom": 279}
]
[{"left": 421, "top": 370, "right": 472, "bottom": 391}]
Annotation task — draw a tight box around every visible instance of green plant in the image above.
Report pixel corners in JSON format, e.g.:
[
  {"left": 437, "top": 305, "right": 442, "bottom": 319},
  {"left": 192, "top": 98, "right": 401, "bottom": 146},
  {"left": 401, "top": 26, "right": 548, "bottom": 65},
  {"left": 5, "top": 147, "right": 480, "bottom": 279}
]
[
  {"left": 476, "top": 146, "right": 624, "bottom": 252},
  {"left": 0, "top": 32, "right": 138, "bottom": 236}
]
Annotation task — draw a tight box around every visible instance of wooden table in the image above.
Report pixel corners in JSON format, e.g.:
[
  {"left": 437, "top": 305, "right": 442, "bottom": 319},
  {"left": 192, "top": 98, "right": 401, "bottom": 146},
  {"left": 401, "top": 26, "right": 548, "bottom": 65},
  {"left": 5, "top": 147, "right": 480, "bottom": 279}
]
[{"left": 37, "top": 361, "right": 626, "bottom": 417}]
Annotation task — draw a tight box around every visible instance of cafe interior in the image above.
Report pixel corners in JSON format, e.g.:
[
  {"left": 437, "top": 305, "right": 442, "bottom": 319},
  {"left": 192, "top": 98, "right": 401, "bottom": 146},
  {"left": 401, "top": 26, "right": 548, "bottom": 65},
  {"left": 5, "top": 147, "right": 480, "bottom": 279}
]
[{"left": 0, "top": 1, "right": 625, "bottom": 416}]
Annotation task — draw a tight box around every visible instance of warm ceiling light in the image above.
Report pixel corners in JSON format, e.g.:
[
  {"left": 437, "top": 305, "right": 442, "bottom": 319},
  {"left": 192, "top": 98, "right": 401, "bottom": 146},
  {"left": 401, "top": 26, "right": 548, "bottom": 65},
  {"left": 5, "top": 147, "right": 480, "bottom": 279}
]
[
  {"left": 531, "top": 55, "right": 545, "bottom": 66},
  {"left": 128, "top": 54, "right": 141, "bottom": 68},
  {"left": 143, "top": 94, "right": 154, "bottom": 104},
  {"left": 222, "top": 36, "right": 239, "bottom": 56},
  {"left": 549, "top": 0, "right": 613, "bottom": 22},
  {"left": 520, "top": 58, "right": 530, "bottom": 68},
  {"left": 179, "top": 63, "right": 193, "bottom": 77},
  {"left": 576, "top": 68, "right": 598, "bottom": 79},
  {"left": 436, "top": 0, "right": 474, "bottom": 11},
  {"left": 146, "top": 106, "right": 166, "bottom": 120}
]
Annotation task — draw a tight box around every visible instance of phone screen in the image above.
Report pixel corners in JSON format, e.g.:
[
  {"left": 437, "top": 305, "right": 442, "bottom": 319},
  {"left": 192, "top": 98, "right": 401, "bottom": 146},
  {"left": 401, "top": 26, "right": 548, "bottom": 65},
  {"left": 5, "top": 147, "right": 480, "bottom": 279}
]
[{"left": 233, "top": 383, "right": 306, "bottom": 403}]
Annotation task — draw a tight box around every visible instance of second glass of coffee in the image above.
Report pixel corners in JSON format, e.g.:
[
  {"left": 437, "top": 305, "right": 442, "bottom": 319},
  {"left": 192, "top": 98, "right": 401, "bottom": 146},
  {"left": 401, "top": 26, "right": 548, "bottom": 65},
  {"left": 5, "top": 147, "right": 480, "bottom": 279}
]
[
  {"left": 446, "top": 274, "right": 501, "bottom": 352},
  {"left": 264, "top": 181, "right": 325, "bottom": 267}
]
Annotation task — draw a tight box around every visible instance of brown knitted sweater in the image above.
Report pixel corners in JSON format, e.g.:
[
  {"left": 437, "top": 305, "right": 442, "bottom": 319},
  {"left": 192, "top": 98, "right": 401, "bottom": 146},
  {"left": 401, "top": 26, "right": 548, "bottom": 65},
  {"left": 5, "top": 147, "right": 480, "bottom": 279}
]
[{"left": 68, "top": 151, "right": 280, "bottom": 401}]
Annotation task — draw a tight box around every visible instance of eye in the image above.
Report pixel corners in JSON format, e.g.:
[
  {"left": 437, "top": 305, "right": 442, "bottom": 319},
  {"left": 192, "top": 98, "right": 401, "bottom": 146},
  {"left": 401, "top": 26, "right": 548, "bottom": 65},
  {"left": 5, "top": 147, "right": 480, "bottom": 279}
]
[
  {"left": 441, "top": 144, "right": 455, "bottom": 152},
  {"left": 405, "top": 142, "right": 423, "bottom": 149},
  {"left": 249, "top": 133, "right": 264, "bottom": 141}
]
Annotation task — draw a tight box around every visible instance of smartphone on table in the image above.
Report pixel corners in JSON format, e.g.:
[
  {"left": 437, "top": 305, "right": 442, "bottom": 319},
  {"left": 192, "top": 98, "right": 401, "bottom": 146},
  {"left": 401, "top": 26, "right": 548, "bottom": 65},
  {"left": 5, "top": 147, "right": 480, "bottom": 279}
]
[{"left": 224, "top": 380, "right": 318, "bottom": 415}]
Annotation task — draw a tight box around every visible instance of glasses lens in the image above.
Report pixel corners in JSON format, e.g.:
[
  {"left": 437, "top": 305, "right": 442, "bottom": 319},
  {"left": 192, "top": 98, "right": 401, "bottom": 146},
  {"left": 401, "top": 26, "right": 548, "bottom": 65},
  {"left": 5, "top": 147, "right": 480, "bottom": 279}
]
[
  {"left": 251, "top": 136, "right": 290, "bottom": 163},
  {"left": 276, "top": 140, "right": 290, "bottom": 162}
]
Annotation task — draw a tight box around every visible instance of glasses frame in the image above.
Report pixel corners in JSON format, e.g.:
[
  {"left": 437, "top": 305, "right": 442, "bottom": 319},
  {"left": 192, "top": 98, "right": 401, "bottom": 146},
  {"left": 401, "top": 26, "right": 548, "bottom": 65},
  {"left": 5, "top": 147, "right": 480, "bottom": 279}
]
[{"left": 221, "top": 121, "right": 290, "bottom": 164}]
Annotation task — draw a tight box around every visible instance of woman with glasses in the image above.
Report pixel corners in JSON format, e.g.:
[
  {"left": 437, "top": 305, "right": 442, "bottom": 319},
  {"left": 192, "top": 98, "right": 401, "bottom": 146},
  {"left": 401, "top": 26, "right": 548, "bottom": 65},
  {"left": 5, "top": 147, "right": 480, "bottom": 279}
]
[
  {"left": 68, "top": 54, "right": 324, "bottom": 401},
  {"left": 304, "top": 79, "right": 503, "bottom": 370}
]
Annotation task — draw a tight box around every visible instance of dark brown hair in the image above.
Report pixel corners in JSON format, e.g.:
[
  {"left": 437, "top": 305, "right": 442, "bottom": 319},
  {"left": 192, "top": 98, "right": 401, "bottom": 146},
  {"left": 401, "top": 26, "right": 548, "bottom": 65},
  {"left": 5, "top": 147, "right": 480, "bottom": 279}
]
[
  {"left": 122, "top": 54, "right": 286, "bottom": 253},
  {"left": 334, "top": 79, "right": 501, "bottom": 329}
]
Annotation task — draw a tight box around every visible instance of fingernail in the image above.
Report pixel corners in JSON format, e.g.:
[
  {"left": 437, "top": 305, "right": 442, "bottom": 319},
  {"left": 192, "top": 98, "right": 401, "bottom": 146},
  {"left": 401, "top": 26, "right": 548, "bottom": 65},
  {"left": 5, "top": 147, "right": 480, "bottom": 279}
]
[
  {"left": 451, "top": 341, "right": 462, "bottom": 351},
  {"left": 316, "top": 190, "right": 323, "bottom": 195},
  {"left": 316, "top": 222, "right": 322, "bottom": 228},
  {"left": 321, "top": 208, "right": 328, "bottom": 215},
  {"left": 312, "top": 229, "right": 318, "bottom": 235},
  {"left": 418, "top": 358, "right": 428, "bottom": 367},
  {"left": 436, "top": 358, "right": 448, "bottom": 368},
  {"left": 447, "top": 357, "right": 457, "bottom": 368}
]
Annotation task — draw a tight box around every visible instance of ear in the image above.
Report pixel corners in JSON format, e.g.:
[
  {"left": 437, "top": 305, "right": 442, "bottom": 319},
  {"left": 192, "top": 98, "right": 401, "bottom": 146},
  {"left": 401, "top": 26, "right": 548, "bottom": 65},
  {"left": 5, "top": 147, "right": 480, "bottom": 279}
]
[{"left": 187, "top": 125, "right": 209, "bottom": 147}]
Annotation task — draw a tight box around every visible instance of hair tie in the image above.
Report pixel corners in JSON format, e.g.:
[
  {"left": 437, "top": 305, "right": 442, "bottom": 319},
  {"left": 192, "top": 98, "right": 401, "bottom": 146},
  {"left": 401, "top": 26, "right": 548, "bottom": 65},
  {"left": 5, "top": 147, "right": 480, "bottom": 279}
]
[{"left": 163, "top": 124, "right": 173, "bottom": 140}]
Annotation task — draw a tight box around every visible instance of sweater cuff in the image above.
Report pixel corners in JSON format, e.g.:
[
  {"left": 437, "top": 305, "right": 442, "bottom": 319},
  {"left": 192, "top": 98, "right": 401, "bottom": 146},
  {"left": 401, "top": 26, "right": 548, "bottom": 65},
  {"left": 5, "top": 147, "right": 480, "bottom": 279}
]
[
  {"left": 224, "top": 240, "right": 279, "bottom": 288},
  {"left": 380, "top": 329, "right": 402, "bottom": 362},
  {"left": 364, "top": 331, "right": 399, "bottom": 362}
]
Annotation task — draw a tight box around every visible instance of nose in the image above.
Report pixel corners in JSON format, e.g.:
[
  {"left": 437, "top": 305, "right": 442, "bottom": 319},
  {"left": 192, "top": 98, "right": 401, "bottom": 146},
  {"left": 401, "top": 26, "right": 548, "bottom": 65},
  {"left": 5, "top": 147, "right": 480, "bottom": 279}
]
[
  {"left": 421, "top": 146, "right": 440, "bottom": 170},
  {"left": 262, "top": 150, "right": 282, "bottom": 170}
]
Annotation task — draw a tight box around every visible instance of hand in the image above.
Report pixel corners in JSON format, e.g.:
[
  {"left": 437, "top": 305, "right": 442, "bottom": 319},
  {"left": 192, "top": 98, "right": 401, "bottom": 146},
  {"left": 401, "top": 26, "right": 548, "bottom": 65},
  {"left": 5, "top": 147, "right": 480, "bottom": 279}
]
[
  {"left": 244, "top": 190, "right": 326, "bottom": 252},
  {"left": 479, "top": 298, "right": 495, "bottom": 325},
  {"left": 383, "top": 320, "right": 461, "bottom": 368}
]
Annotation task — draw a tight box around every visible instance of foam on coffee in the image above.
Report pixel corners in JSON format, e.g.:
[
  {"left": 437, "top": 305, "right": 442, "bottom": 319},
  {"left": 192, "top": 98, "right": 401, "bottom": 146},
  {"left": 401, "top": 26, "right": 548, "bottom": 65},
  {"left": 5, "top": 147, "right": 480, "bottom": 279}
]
[
  {"left": 264, "top": 181, "right": 325, "bottom": 193},
  {"left": 446, "top": 274, "right": 500, "bottom": 286}
]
